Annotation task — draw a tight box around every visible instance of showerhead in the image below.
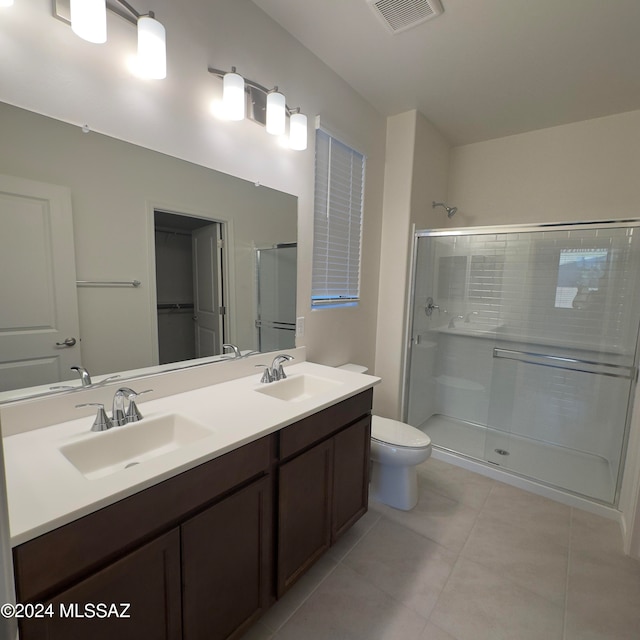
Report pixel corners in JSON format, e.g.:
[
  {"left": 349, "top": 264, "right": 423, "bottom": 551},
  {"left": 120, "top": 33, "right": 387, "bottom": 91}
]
[{"left": 432, "top": 201, "right": 457, "bottom": 218}]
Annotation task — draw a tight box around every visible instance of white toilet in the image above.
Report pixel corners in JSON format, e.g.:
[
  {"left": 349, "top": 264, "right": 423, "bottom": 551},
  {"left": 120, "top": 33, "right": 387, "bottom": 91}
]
[{"left": 338, "top": 364, "right": 432, "bottom": 511}]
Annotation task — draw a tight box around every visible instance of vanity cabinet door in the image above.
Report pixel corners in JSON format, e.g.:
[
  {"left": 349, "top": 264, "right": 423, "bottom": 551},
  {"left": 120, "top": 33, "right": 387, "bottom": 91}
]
[
  {"left": 18, "top": 529, "right": 181, "bottom": 640},
  {"left": 277, "top": 439, "right": 333, "bottom": 597},
  {"left": 181, "top": 475, "right": 273, "bottom": 640},
  {"left": 331, "top": 416, "right": 371, "bottom": 542}
]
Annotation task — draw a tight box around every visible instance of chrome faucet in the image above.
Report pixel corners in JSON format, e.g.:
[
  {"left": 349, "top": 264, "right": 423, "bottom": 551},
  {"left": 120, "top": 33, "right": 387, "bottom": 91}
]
[
  {"left": 271, "top": 354, "right": 294, "bottom": 381},
  {"left": 448, "top": 315, "right": 464, "bottom": 328},
  {"left": 256, "top": 354, "right": 295, "bottom": 383},
  {"left": 71, "top": 366, "right": 92, "bottom": 387},
  {"left": 222, "top": 343, "right": 242, "bottom": 358},
  {"left": 111, "top": 387, "right": 152, "bottom": 426}
]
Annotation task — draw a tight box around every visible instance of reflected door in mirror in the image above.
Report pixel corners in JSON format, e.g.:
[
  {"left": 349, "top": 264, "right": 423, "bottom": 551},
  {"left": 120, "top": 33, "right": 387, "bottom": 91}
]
[
  {"left": 155, "top": 211, "right": 224, "bottom": 365},
  {"left": 0, "top": 175, "right": 82, "bottom": 392}
]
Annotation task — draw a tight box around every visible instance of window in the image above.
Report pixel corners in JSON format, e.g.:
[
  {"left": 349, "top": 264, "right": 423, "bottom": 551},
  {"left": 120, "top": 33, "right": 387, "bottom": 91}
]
[
  {"left": 311, "top": 128, "right": 365, "bottom": 308},
  {"left": 555, "top": 248, "right": 608, "bottom": 309}
]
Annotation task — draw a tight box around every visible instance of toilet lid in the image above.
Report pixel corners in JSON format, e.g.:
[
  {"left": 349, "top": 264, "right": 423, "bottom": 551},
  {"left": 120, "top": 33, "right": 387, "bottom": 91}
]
[{"left": 371, "top": 416, "right": 431, "bottom": 449}]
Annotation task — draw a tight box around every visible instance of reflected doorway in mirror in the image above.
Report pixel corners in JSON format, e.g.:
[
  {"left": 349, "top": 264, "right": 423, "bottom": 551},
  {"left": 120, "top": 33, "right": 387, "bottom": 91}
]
[{"left": 154, "top": 211, "right": 226, "bottom": 366}]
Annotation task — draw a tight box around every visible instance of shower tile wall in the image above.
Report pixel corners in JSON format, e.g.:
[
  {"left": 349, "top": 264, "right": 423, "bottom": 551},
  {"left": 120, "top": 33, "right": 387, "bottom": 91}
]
[{"left": 495, "top": 228, "right": 640, "bottom": 352}]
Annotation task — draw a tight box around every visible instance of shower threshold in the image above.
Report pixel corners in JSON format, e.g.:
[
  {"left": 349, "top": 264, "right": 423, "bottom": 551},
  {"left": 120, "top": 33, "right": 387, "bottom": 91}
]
[{"left": 420, "top": 414, "right": 615, "bottom": 505}]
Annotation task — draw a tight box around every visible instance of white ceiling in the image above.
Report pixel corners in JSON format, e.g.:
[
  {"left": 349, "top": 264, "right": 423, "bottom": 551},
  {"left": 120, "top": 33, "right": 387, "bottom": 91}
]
[{"left": 252, "top": 0, "right": 640, "bottom": 146}]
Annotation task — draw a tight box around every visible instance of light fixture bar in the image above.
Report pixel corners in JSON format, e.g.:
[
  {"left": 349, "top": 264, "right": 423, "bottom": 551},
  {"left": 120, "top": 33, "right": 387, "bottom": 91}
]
[
  {"left": 54, "top": 0, "right": 166, "bottom": 80},
  {"left": 113, "top": 0, "right": 142, "bottom": 19},
  {"left": 207, "top": 68, "right": 301, "bottom": 118},
  {"left": 53, "top": 0, "right": 156, "bottom": 27},
  {"left": 208, "top": 67, "right": 307, "bottom": 149},
  {"left": 53, "top": 0, "right": 136, "bottom": 28}
]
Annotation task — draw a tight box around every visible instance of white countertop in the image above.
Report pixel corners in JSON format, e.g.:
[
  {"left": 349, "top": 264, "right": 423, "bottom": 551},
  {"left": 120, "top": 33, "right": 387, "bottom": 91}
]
[{"left": 4, "top": 362, "right": 379, "bottom": 546}]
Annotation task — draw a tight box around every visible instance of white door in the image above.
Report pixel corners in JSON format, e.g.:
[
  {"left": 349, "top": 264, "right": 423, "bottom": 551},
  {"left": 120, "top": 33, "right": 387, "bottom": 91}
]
[
  {"left": 0, "top": 174, "right": 81, "bottom": 392},
  {"left": 192, "top": 224, "right": 221, "bottom": 357}
]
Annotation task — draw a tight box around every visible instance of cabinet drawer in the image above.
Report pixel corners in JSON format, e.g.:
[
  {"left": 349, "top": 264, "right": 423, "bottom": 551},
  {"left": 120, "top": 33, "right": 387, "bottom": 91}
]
[
  {"left": 279, "top": 389, "right": 372, "bottom": 460},
  {"left": 15, "top": 434, "right": 275, "bottom": 603}
]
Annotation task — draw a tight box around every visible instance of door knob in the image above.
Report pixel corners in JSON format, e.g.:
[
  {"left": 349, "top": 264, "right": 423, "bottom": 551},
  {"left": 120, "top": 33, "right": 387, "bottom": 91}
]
[{"left": 55, "top": 337, "right": 77, "bottom": 347}]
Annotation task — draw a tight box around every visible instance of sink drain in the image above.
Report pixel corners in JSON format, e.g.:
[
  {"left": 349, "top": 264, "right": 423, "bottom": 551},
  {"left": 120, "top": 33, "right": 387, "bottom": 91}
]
[
  {"left": 494, "top": 449, "right": 510, "bottom": 456},
  {"left": 124, "top": 461, "right": 140, "bottom": 469}
]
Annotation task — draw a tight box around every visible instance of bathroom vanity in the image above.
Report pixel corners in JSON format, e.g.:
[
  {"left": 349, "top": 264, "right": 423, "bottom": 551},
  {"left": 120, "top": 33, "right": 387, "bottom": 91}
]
[{"left": 2, "top": 361, "right": 377, "bottom": 640}]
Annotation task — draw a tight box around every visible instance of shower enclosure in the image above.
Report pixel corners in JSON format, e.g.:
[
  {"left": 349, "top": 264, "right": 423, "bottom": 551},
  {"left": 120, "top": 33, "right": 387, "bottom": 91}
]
[{"left": 404, "top": 221, "right": 640, "bottom": 505}]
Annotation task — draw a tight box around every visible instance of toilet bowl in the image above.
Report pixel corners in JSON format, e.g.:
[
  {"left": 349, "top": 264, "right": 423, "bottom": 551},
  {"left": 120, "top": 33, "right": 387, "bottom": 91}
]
[
  {"left": 370, "top": 416, "right": 432, "bottom": 510},
  {"left": 337, "top": 364, "right": 432, "bottom": 511}
]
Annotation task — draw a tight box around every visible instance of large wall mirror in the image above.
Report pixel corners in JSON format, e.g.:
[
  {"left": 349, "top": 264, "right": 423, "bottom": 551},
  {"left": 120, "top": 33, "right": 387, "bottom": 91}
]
[{"left": 0, "top": 101, "right": 297, "bottom": 402}]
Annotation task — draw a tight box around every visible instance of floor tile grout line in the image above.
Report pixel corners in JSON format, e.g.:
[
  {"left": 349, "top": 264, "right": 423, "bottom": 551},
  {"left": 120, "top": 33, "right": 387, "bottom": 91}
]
[
  {"left": 371, "top": 505, "right": 479, "bottom": 558},
  {"left": 425, "top": 551, "right": 465, "bottom": 636},
  {"left": 262, "top": 560, "right": 342, "bottom": 635},
  {"left": 332, "top": 510, "right": 382, "bottom": 564},
  {"left": 415, "top": 488, "right": 484, "bottom": 637},
  {"left": 416, "top": 467, "right": 497, "bottom": 511},
  {"left": 462, "top": 483, "right": 570, "bottom": 612}
]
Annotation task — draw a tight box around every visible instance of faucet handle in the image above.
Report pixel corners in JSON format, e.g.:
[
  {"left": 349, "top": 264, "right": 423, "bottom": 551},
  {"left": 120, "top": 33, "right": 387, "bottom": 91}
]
[
  {"left": 125, "top": 389, "right": 153, "bottom": 423},
  {"left": 76, "top": 403, "right": 113, "bottom": 432},
  {"left": 255, "top": 364, "right": 273, "bottom": 384}
]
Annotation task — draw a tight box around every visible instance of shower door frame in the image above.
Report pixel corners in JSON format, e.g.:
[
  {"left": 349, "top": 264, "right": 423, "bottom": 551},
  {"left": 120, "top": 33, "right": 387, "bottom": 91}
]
[{"left": 402, "top": 218, "right": 640, "bottom": 507}]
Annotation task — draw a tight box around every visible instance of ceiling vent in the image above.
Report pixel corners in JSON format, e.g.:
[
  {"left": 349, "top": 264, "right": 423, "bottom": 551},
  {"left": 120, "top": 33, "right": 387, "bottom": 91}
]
[{"left": 368, "top": 0, "right": 444, "bottom": 34}]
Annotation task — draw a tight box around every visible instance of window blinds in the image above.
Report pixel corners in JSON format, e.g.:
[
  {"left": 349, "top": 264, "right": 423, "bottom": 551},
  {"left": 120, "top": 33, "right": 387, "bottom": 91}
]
[{"left": 312, "top": 128, "right": 365, "bottom": 308}]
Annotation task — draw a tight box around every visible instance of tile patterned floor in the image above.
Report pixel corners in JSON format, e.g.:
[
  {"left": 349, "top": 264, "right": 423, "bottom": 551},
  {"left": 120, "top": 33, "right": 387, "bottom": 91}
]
[{"left": 242, "top": 458, "right": 640, "bottom": 640}]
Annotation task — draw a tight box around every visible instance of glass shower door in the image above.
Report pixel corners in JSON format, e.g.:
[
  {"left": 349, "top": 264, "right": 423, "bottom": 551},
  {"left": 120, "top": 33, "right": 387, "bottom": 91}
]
[
  {"left": 255, "top": 244, "right": 297, "bottom": 352},
  {"left": 406, "top": 233, "right": 501, "bottom": 459},
  {"left": 482, "top": 225, "right": 640, "bottom": 503},
  {"left": 406, "top": 222, "right": 640, "bottom": 505}
]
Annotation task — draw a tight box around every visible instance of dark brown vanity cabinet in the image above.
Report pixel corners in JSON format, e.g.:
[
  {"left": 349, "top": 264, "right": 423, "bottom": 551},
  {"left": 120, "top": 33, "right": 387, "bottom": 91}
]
[
  {"left": 14, "top": 435, "right": 274, "bottom": 640},
  {"left": 277, "top": 391, "right": 372, "bottom": 596},
  {"left": 13, "top": 388, "right": 373, "bottom": 639},
  {"left": 181, "top": 475, "right": 273, "bottom": 640},
  {"left": 16, "top": 528, "right": 182, "bottom": 640}
]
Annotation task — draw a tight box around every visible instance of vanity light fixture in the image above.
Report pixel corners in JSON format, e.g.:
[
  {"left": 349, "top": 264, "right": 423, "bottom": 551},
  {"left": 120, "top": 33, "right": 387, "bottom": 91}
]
[
  {"left": 266, "top": 88, "right": 286, "bottom": 136},
  {"left": 289, "top": 109, "right": 308, "bottom": 151},
  {"left": 223, "top": 68, "right": 246, "bottom": 121},
  {"left": 55, "top": 0, "right": 167, "bottom": 79},
  {"left": 208, "top": 67, "right": 308, "bottom": 151},
  {"left": 70, "top": 0, "right": 107, "bottom": 43},
  {"left": 135, "top": 12, "right": 166, "bottom": 79}
]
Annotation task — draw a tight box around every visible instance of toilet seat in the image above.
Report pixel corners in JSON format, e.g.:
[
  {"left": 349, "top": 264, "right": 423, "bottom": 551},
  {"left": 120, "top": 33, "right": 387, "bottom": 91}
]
[{"left": 371, "top": 416, "right": 431, "bottom": 450}]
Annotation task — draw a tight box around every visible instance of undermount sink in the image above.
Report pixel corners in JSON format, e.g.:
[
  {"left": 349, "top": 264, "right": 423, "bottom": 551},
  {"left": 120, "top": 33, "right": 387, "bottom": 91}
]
[
  {"left": 59, "top": 413, "right": 215, "bottom": 480},
  {"left": 254, "top": 373, "right": 342, "bottom": 402}
]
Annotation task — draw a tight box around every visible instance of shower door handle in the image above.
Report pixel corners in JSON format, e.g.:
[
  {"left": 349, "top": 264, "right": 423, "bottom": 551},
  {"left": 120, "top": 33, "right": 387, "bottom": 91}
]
[
  {"left": 425, "top": 297, "right": 440, "bottom": 316},
  {"left": 493, "top": 347, "right": 635, "bottom": 380}
]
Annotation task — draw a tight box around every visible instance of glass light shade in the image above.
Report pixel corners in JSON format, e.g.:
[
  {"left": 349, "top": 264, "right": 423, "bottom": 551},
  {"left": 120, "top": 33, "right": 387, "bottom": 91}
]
[
  {"left": 266, "top": 90, "right": 286, "bottom": 136},
  {"left": 137, "top": 16, "right": 167, "bottom": 80},
  {"left": 0, "top": 0, "right": 15, "bottom": 8},
  {"left": 223, "top": 71, "right": 245, "bottom": 121},
  {"left": 70, "top": 0, "right": 107, "bottom": 44},
  {"left": 289, "top": 112, "right": 308, "bottom": 151}
]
